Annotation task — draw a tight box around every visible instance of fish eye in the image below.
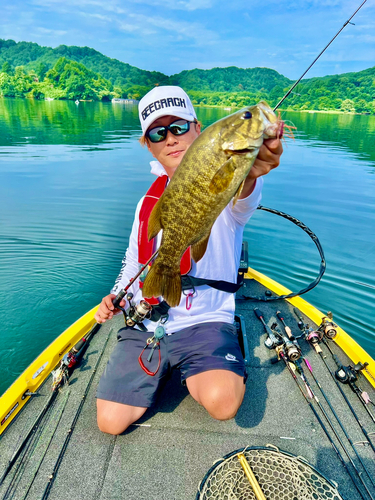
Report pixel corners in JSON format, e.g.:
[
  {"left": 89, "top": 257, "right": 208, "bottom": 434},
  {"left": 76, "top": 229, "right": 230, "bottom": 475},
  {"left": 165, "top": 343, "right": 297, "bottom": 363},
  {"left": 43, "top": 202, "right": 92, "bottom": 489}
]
[{"left": 242, "top": 111, "right": 252, "bottom": 120}]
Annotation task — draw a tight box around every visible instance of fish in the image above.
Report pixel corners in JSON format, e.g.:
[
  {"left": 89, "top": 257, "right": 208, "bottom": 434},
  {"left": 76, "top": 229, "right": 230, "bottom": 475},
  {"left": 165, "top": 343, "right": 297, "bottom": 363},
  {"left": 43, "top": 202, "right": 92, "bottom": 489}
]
[{"left": 142, "top": 101, "right": 281, "bottom": 307}]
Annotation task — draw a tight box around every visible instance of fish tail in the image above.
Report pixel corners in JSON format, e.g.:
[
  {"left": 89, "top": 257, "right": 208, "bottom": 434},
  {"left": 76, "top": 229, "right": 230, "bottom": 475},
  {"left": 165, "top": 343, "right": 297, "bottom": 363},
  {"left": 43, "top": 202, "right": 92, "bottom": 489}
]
[{"left": 142, "top": 261, "right": 182, "bottom": 308}]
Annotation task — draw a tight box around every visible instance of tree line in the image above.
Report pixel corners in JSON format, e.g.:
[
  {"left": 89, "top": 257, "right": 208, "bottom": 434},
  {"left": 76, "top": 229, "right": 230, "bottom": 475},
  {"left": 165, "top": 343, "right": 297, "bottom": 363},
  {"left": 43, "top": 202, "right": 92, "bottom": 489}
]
[{"left": 0, "top": 38, "right": 374, "bottom": 114}]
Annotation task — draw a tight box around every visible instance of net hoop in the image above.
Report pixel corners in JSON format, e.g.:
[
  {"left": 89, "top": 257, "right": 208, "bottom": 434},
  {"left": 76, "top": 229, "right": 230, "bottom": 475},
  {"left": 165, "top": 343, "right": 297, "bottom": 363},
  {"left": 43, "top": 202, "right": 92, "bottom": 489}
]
[{"left": 196, "top": 445, "right": 344, "bottom": 500}]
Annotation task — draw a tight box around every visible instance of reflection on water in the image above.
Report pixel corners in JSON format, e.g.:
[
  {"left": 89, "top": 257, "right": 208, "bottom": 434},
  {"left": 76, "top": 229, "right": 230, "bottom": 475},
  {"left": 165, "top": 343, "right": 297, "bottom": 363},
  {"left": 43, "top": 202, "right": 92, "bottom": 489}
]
[
  {"left": 0, "top": 99, "right": 140, "bottom": 147},
  {"left": 0, "top": 98, "right": 374, "bottom": 396},
  {"left": 280, "top": 110, "right": 375, "bottom": 168}
]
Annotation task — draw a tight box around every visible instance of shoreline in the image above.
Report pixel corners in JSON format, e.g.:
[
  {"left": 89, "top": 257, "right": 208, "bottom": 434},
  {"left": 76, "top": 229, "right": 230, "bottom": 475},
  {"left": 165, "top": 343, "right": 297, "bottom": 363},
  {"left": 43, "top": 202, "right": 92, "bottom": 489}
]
[
  {"left": 201, "top": 103, "right": 369, "bottom": 116},
  {"left": 0, "top": 95, "right": 372, "bottom": 116}
]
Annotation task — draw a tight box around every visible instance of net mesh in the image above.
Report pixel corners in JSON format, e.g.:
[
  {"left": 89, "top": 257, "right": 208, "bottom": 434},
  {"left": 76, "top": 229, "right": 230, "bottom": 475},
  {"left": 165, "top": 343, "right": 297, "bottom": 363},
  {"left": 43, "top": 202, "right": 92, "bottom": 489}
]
[{"left": 197, "top": 446, "right": 344, "bottom": 500}]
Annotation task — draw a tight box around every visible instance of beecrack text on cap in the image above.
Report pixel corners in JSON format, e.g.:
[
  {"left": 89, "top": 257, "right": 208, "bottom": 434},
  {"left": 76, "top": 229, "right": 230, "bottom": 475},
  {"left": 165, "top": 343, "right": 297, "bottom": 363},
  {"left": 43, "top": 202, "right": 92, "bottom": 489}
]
[{"left": 141, "top": 97, "right": 186, "bottom": 121}]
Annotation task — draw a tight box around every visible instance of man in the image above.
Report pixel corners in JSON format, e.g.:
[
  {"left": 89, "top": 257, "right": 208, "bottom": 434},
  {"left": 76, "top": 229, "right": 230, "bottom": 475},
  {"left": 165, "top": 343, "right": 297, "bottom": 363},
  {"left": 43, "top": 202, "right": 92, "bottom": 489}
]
[{"left": 95, "top": 86, "right": 282, "bottom": 435}]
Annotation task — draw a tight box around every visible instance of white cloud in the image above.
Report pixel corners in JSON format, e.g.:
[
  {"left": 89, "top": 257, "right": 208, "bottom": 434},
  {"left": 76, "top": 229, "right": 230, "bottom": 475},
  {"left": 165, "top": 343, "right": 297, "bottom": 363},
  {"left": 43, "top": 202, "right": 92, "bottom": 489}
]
[{"left": 36, "top": 27, "right": 67, "bottom": 36}]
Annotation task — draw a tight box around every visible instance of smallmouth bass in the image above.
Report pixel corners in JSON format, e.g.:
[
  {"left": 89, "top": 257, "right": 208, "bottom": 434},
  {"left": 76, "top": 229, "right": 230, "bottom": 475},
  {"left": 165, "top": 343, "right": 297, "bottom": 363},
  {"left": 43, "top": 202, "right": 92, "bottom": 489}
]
[{"left": 142, "top": 101, "right": 281, "bottom": 307}]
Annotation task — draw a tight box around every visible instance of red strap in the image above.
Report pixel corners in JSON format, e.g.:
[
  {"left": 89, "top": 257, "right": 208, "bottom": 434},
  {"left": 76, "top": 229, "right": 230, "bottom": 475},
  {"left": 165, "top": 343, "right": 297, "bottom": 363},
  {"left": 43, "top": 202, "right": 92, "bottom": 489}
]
[
  {"left": 138, "top": 344, "right": 161, "bottom": 376},
  {"left": 138, "top": 176, "right": 168, "bottom": 265}
]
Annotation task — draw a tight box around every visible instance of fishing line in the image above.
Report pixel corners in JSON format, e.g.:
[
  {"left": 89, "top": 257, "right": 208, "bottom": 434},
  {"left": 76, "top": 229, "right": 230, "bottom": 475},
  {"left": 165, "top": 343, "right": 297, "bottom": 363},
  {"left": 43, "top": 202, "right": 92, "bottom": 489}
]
[
  {"left": 273, "top": 0, "right": 368, "bottom": 111},
  {"left": 237, "top": 205, "right": 326, "bottom": 301}
]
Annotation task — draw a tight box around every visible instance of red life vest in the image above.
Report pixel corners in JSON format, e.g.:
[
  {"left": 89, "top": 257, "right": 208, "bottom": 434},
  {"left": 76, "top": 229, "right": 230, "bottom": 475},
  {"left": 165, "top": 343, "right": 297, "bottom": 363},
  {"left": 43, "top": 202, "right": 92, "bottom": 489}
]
[{"left": 138, "top": 175, "right": 191, "bottom": 304}]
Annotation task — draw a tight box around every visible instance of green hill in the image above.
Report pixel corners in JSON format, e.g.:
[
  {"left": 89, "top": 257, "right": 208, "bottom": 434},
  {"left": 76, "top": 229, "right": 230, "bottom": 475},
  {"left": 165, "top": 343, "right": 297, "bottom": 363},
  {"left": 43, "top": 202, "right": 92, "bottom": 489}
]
[
  {"left": 284, "top": 68, "right": 375, "bottom": 113},
  {"left": 0, "top": 39, "right": 169, "bottom": 88},
  {"left": 0, "top": 38, "right": 374, "bottom": 114},
  {"left": 169, "top": 66, "right": 292, "bottom": 93}
]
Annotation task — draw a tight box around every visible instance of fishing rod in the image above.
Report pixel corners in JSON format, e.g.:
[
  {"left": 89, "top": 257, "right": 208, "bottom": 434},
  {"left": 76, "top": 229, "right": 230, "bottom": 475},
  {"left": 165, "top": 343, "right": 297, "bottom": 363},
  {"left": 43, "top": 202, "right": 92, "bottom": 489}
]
[
  {"left": 325, "top": 340, "right": 375, "bottom": 425},
  {"left": 275, "top": 311, "right": 302, "bottom": 361},
  {"left": 273, "top": 0, "right": 368, "bottom": 111},
  {"left": 291, "top": 358, "right": 374, "bottom": 500},
  {"left": 253, "top": 308, "right": 282, "bottom": 350},
  {"left": 303, "top": 354, "right": 375, "bottom": 493},
  {"left": 294, "top": 307, "right": 375, "bottom": 456},
  {"left": 277, "top": 346, "right": 370, "bottom": 500},
  {"left": 40, "top": 331, "right": 111, "bottom": 500},
  {"left": 112, "top": 249, "right": 158, "bottom": 309},
  {"left": 266, "top": 311, "right": 375, "bottom": 498},
  {"left": 0, "top": 322, "right": 101, "bottom": 488}
]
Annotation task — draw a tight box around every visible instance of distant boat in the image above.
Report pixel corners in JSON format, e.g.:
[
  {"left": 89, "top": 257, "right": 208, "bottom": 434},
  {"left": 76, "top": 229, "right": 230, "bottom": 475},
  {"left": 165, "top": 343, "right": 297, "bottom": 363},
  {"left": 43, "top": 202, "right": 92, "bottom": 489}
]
[
  {"left": 112, "top": 98, "right": 138, "bottom": 104},
  {"left": 75, "top": 100, "right": 80, "bottom": 105},
  {"left": 224, "top": 107, "right": 231, "bottom": 111},
  {"left": 45, "top": 97, "right": 54, "bottom": 101}
]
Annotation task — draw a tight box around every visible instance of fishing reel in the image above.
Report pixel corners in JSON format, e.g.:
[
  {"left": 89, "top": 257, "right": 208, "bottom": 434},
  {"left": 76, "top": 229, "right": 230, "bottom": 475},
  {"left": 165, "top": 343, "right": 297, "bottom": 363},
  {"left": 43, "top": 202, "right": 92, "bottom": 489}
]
[
  {"left": 284, "top": 339, "right": 302, "bottom": 362},
  {"left": 122, "top": 293, "right": 152, "bottom": 329},
  {"left": 305, "top": 328, "right": 323, "bottom": 345},
  {"left": 335, "top": 364, "right": 358, "bottom": 384},
  {"left": 271, "top": 323, "right": 301, "bottom": 362},
  {"left": 319, "top": 313, "right": 338, "bottom": 340},
  {"left": 264, "top": 326, "right": 283, "bottom": 350},
  {"left": 335, "top": 361, "right": 367, "bottom": 385},
  {"left": 293, "top": 308, "right": 318, "bottom": 343}
]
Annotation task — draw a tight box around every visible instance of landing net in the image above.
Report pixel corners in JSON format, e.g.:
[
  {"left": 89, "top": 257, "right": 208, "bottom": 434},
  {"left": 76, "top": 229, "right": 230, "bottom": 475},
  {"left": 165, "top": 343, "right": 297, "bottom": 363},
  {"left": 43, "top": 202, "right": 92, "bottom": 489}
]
[{"left": 196, "top": 446, "right": 344, "bottom": 500}]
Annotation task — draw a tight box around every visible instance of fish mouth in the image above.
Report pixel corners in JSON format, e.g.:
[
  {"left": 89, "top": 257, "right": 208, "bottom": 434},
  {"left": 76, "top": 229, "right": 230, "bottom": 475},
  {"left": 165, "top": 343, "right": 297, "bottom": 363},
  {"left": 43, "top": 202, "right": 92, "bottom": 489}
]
[{"left": 225, "top": 147, "right": 257, "bottom": 155}]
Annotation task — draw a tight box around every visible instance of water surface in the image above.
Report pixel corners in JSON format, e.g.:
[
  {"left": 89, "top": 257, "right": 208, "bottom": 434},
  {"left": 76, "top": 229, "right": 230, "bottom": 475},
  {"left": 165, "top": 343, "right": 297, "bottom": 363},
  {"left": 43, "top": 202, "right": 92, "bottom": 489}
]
[{"left": 0, "top": 99, "right": 374, "bottom": 396}]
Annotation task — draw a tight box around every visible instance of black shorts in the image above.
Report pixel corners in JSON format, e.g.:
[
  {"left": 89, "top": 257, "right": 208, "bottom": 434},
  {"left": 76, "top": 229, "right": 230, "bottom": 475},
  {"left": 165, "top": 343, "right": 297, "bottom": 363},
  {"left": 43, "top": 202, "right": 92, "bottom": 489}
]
[{"left": 96, "top": 321, "right": 247, "bottom": 408}]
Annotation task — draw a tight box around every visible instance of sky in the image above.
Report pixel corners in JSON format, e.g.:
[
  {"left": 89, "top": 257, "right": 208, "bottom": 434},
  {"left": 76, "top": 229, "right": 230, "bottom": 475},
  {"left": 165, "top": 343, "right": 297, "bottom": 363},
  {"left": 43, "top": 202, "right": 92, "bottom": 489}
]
[{"left": 1, "top": 0, "right": 374, "bottom": 79}]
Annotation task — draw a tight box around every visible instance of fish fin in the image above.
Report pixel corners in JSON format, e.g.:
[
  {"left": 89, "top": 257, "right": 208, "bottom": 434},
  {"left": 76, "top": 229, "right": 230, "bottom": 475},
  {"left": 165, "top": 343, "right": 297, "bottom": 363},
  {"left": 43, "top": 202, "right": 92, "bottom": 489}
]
[
  {"left": 142, "top": 260, "right": 182, "bottom": 308},
  {"left": 148, "top": 199, "right": 163, "bottom": 241},
  {"left": 191, "top": 231, "right": 211, "bottom": 263},
  {"left": 233, "top": 180, "right": 245, "bottom": 207},
  {"left": 209, "top": 158, "right": 235, "bottom": 194}
]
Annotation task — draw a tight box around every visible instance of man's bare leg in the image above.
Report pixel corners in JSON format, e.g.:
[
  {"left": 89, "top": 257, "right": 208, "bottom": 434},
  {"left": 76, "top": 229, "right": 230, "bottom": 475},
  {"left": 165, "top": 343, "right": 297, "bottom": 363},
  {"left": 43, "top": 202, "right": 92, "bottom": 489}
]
[
  {"left": 186, "top": 370, "right": 245, "bottom": 420},
  {"left": 97, "top": 399, "right": 147, "bottom": 435}
]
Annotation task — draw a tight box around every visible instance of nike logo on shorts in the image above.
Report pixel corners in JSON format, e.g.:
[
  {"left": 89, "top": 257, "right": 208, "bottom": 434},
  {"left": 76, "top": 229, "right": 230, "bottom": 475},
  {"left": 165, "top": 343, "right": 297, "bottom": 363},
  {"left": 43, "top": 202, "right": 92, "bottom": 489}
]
[{"left": 225, "top": 353, "right": 239, "bottom": 362}]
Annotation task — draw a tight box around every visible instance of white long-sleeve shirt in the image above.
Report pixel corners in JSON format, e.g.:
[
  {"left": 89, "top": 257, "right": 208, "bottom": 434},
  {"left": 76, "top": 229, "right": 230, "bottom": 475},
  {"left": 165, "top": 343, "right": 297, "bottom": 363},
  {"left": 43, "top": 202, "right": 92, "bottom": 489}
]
[{"left": 111, "top": 160, "right": 263, "bottom": 334}]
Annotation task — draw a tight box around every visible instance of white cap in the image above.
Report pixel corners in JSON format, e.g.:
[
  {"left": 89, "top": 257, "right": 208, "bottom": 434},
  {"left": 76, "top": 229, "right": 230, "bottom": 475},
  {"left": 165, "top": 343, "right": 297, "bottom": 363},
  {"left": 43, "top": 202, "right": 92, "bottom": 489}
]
[{"left": 139, "top": 86, "right": 197, "bottom": 135}]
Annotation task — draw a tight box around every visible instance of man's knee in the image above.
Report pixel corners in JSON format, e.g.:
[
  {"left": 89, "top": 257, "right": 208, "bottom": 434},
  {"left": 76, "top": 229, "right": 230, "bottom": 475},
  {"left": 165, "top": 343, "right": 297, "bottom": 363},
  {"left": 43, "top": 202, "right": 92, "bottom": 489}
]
[
  {"left": 97, "top": 414, "right": 129, "bottom": 435},
  {"left": 96, "top": 399, "right": 147, "bottom": 435},
  {"left": 186, "top": 370, "right": 246, "bottom": 420},
  {"left": 201, "top": 386, "right": 244, "bottom": 420}
]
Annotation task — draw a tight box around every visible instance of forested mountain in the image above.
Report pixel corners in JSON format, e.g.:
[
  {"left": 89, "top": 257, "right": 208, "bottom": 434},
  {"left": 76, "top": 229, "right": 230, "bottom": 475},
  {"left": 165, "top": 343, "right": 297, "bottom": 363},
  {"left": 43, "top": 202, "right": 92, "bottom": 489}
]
[
  {"left": 169, "top": 67, "right": 292, "bottom": 93},
  {"left": 0, "top": 39, "right": 374, "bottom": 114},
  {"left": 284, "top": 68, "right": 375, "bottom": 113},
  {"left": 0, "top": 39, "right": 168, "bottom": 88}
]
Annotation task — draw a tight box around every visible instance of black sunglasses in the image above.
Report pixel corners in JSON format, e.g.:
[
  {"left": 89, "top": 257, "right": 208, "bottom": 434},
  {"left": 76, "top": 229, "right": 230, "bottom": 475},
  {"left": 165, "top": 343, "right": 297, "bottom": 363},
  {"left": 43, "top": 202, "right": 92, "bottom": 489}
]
[{"left": 146, "top": 119, "right": 197, "bottom": 143}]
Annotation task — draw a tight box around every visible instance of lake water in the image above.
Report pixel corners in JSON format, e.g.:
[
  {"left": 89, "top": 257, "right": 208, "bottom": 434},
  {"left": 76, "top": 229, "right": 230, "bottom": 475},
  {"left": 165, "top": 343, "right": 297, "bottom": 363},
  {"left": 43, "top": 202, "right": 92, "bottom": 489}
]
[{"left": 0, "top": 98, "right": 374, "bottom": 397}]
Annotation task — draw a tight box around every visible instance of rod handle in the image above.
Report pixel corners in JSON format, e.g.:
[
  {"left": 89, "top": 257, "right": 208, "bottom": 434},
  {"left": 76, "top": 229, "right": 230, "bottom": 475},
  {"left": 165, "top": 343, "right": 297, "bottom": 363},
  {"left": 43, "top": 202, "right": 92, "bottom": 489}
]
[
  {"left": 314, "top": 343, "right": 323, "bottom": 354},
  {"left": 73, "top": 338, "right": 86, "bottom": 353},
  {"left": 112, "top": 289, "right": 126, "bottom": 309},
  {"left": 333, "top": 354, "right": 341, "bottom": 368},
  {"left": 254, "top": 308, "right": 264, "bottom": 320},
  {"left": 276, "top": 311, "right": 284, "bottom": 322},
  {"left": 293, "top": 307, "right": 303, "bottom": 321}
]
